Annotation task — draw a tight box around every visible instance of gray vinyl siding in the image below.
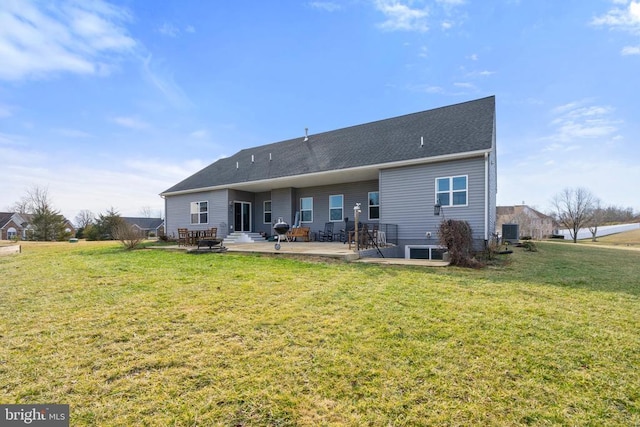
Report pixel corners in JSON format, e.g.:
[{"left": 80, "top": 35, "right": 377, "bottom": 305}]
[
  {"left": 295, "top": 180, "right": 379, "bottom": 233},
  {"left": 380, "top": 157, "right": 487, "bottom": 248},
  {"left": 270, "top": 188, "right": 296, "bottom": 230},
  {"left": 164, "top": 189, "right": 229, "bottom": 238},
  {"left": 254, "top": 191, "right": 272, "bottom": 235}
]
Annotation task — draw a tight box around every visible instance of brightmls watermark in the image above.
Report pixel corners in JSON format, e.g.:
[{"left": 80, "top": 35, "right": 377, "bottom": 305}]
[{"left": 0, "top": 405, "right": 68, "bottom": 426}]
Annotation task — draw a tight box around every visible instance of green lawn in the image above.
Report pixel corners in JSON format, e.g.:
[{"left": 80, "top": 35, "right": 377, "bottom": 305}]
[{"left": 1, "top": 241, "right": 638, "bottom": 426}]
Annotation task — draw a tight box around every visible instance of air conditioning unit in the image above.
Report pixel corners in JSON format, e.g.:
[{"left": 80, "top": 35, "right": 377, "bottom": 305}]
[{"left": 502, "top": 223, "right": 519, "bottom": 244}]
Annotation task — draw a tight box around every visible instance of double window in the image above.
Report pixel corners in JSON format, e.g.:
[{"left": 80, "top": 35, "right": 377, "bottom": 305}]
[
  {"left": 300, "top": 197, "right": 313, "bottom": 222},
  {"left": 368, "top": 191, "right": 380, "bottom": 220},
  {"left": 329, "top": 194, "right": 343, "bottom": 221},
  {"left": 436, "top": 175, "right": 468, "bottom": 206},
  {"left": 263, "top": 201, "right": 272, "bottom": 224},
  {"left": 190, "top": 201, "right": 208, "bottom": 224}
]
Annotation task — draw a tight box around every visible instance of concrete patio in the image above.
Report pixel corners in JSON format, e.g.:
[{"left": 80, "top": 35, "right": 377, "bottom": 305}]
[{"left": 153, "top": 240, "right": 449, "bottom": 267}]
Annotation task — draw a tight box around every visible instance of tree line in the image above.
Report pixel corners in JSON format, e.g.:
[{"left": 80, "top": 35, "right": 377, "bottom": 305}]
[
  {"left": 551, "top": 187, "right": 639, "bottom": 243},
  {"left": 7, "top": 186, "right": 155, "bottom": 248}
]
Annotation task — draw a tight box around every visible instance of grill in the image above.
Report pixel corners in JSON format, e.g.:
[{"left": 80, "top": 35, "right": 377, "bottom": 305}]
[{"left": 272, "top": 217, "right": 290, "bottom": 250}]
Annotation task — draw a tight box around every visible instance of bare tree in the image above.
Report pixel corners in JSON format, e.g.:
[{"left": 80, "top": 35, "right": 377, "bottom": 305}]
[
  {"left": 112, "top": 221, "right": 145, "bottom": 250},
  {"left": 74, "top": 210, "right": 95, "bottom": 229},
  {"left": 552, "top": 187, "right": 595, "bottom": 243},
  {"left": 588, "top": 199, "right": 604, "bottom": 242},
  {"left": 139, "top": 206, "right": 153, "bottom": 218}
]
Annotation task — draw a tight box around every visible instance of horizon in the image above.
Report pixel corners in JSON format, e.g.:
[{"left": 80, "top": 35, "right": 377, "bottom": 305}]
[{"left": 1, "top": 1, "right": 639, "bottom": 221}]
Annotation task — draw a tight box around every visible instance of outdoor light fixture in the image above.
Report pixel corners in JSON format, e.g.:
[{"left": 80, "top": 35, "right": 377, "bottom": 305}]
[
  {"left": 434, "top": 202, "right": 441, "bottom": 216},
  {"left": 353, "top": 203, "right": 362, "bottom": 251}
]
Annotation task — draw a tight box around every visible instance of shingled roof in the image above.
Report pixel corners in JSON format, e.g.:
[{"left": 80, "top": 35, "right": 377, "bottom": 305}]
[
  {"left": 162, "top": 96, "right": 495, "bottom": 195},
  {"left": 122, "top": 217, "right": 164, "bottom": 231}
]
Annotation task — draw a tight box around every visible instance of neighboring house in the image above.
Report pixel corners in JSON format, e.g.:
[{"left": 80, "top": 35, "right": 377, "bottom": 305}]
[
  {"left": 0, "top": 212, "right": 27, "bottom": 240},
  {"left": 0, "top": 212, "right": 76, "bottom": 240},
  {"left": 122, "top": 217, "right": 165, "bottom": 237},
  {"left": 496, "top": 205, "right": 555, "bottom": 240},
  {"left": 161, "top": 96, "right": 497, "bottom": 258}
]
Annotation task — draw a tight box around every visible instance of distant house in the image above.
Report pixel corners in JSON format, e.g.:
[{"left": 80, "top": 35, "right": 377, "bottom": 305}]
[
  {"left": 496, "top": 205, "right": 555, "bottom": 240},
  {"left": 0, "top": 212, "right": 76, "bottom": 240},
  {"left": 161, "top": 96, "right": 498, "bottom": 258},
  {"left": 122, "top": 217, "right": 165, "bottom": 237},
  {"left": 0, "top": 212, "right": 26, "bottom": 240}
]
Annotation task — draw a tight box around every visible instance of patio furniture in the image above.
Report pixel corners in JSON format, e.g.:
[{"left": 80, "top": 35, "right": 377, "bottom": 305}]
[
  {"left": 348, "top": 223, "right": 372, "bottom": 250},
  {"left": 177, "top": 228, "right": 188, "bottom": 246},
  {"left": 287, "top": 227, "right": 311, "bottom": 242},
  {"left": 317, "top": 222, "right": 334, "bottom": 241}
]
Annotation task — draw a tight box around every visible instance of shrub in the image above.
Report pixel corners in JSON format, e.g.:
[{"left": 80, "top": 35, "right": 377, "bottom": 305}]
[
  {"left": 112, "top": 222, "right": 145, "bottom": 250},
  {"left": 438, "top": 219, "right": 483, "bottom": 268},
  {"left": 520, "top": 240, "right": 538, "bottom": 252}
]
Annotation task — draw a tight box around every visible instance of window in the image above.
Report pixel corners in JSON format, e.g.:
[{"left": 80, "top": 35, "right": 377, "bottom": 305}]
[
  {"left": 300, "top": 197, "right": 313, "bottom": 222},
  {"left": 436, "top": 175, "right": 467, "bottom": 207},
  {"left": 263, "top": 201, "right": 272, "bottom": 224},
  {"left": 368, "top": 191, "right": 380, "bottom": 220},
  {"left": 329, "top": 194, "right": 343, "bottom": 221},
  {"left": 190, "top": 201, "right": 208, "bottom": 224}
]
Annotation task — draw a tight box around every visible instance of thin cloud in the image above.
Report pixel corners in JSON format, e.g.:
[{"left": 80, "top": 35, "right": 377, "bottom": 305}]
[
  {"left": 0, "top": 0, "right": 136, "bottom": 81},
  {"left": 158, "top": 23, "right": 180, "bottom": 37},
  {"left": 190, "top": 129, "right": 209, "bottom": 139},
  {"left": 591, "top": 1, "right": 640, "bottom": 33},
  {"left": 52, "top": 128, "right": 93, "bottom": 138},
  {"left": 545, "top": 101, "right": 621, "bottom": 145},
  {"left": 141, "top": 54, "right": 192, "bottom": 108},
  {"left": 308, "top": 2, "right": 343, "bottom": 12},
  {"left": 0, "top": 104, "right": 12, "bottom": 118},
  {"left": 111, "top": 116, "right": 150, "bottom": 130},
  {"left": 621, "top": 44, "right": 640, "bottom": 54},
  {"left": 374, "top": 0, "right": 430, "bottom": 32}
]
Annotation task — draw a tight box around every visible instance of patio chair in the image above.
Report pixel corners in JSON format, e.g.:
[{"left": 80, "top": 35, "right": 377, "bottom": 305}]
[
  {"left": 207, "top": 227, "right": 217, "bottom": 239},
  {"left": 177, "top": 228, "right": 188, "bottom": 246},
  {"left": 317, "top": 222, "right": 334, "bottom": 241}
]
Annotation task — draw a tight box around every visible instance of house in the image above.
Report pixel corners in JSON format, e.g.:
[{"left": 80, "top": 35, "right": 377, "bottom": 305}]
[
  {"left": 496, "top": 205, "right": 555, "bottom": 240},
  {"left": 121, "top": 217, "right": 165, "bottom": 238},
  {"left": 0, "top": 212, "right": 76, "bottom": 241},
  {"left": 0, "top": 212, "right": 26, "bottom": 240},
  {"left": 161, "top": 96, "right": 497, "bottom": 259}
]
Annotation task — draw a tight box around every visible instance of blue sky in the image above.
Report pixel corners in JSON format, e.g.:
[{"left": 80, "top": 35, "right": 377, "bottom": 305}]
[{"left": 1, "top": 0, "right": 639, "bottom": 222}]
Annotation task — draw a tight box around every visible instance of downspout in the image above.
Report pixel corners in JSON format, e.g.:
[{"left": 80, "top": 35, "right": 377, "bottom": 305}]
[{"left": 484, "top": 152, "right": 489, "bottom": 242}]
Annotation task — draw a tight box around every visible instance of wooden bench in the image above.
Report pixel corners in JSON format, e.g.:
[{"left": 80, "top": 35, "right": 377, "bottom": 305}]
[{"left": 286, "top": 227, "right": 311, "bottom": 242}]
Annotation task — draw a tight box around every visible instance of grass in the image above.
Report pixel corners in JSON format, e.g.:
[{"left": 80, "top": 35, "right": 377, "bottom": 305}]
[
  {"left": 587, "top": 228, "right": 640, "bottom": 247},
  {"left": 1, "top": 241, "right": 639, "bottom": 426}
]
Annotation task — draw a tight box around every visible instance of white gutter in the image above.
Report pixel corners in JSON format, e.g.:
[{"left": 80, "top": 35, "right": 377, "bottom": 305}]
[
  {"left": 484, "top": 152, "right": 489, "bottom": 241},
  {"left": 161, "top": 148, "right": 492, "bottom": 197}
]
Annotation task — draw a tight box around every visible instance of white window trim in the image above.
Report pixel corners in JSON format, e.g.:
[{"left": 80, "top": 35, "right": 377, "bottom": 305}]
[
  {"left": 190, "top": 201, "right": 209, "bottom": 225},
  {"left": 435, "top": 175, "right": 469, "bottom": 207},
  {"left": 368, "top": 191, "right": 380, "bottom": 220},
  {"left": 300, "top": 197, "right": 313, "bottom": 223},
  {"left": 263, "top": 200, "right": 272, "bottom": 224},
  {"left": 405, "top": 245, "right": 447, "bottom": 260},
  {"left": 329, "top": 194, "right": 344, "bottom": 222}
]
